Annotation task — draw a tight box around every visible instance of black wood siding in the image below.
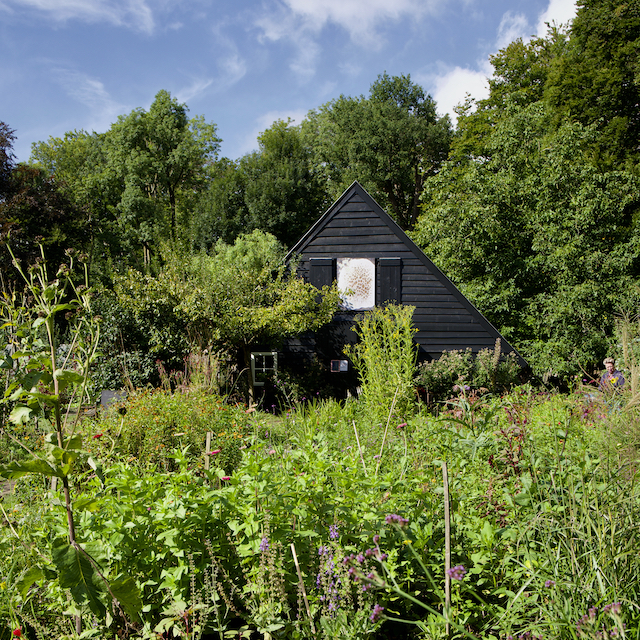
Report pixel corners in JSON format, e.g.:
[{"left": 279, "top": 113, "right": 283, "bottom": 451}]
[{"left": 287, "top": 182, "right": 522, "bottom": 364}]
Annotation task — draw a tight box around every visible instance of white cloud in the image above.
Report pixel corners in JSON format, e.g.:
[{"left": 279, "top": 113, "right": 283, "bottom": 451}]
[
  {"left": 175, "top": 77, "right": 214, "bottom": 104},
  {"left": 421, "top": 62, "right": 491, "bottom": 122},
  {"left": 218, "top": 54, "right": 248, "bottom": 86},
  {"left": 536, "top": 0, "right": 577, "bottom": 35},
  {"left": 210, "top": 21, "right": 249, "bottom": 87},
  {"left": 495, "top": 11, "right": 529, "bottom": 50},
  {"left": 255, "top": 0, "right": 443, "bottom": 78},
  {"left": 255, "top": 9, "right": 321, "bottom": 79},
  {"left": 424, "top": 0, "right": 577, "bottom": 125},
  {"left": 280, "top": 0, "right": 435, "bottom": 47},
  {"left": 52, "top": 68, "right": 128, "bottom": 132},
  {"left": 7, "top": 0, "right": 154, "bottom": 33}
]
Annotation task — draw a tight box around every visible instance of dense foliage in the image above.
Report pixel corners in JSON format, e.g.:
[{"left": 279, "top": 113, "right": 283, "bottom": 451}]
[
  {"left": 302, "top": 73, "right": 453, "bottom": 229},
  {"left": 0, "top": 0, "right": 637, "bottom": 384},
  {"left": 413, "top": 3, "right": 640, "bottom": 377},
  {"left": 1, "top": 249, "right": 639, "bottom": 640},
  {"left": 2, "top": 382, "right": 640, "bottom": 639}
]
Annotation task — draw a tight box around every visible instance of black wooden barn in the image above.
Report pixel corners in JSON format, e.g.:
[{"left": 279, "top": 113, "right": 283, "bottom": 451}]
[{"left": 249, "top": 181, "right": 523, "bottom": 397}]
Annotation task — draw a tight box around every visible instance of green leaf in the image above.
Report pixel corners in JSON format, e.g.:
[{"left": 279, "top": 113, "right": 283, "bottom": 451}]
[
  {"left": 74, "top": 496, "right": 101, "bottom": 512},
  {"left": 54, "top": 368, "right": 84, "bottom": 391},
  {"left": 52, "top": 303, "right": 77, "bottom": 315},
  {"left": 15, "top": 566, "right": 45, "bottom": 598},
  {"left": 9, "top": 404, "right": 34, "bottom": 425},
  {"left": 110, "top": 576, "right": 142, "bottom": 621},
  {"left": 52, "top": 538, "right": 106, "bottom": 617},
  {"left": 0, "top": 456, "right": 62, "bottom": 479}
]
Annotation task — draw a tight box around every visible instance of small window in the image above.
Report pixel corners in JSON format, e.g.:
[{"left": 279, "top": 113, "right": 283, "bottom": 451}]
[
  {"left": 330, "top": 359, "right": 349, "bottom": 373},
  {"left": 251, "top": 352, "right": 278, "bottom": 387}
]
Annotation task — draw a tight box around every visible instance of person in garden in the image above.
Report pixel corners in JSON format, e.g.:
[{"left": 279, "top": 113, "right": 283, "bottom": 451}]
[{"left": 599, "top": 357, "right": 625, "bottom": 391}]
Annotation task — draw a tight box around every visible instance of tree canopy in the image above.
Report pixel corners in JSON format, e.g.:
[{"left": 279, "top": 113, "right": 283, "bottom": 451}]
[
  {"left": 414, "top": 14, "right": 640, "bottom": 377},
  {"left": 31, "top": 91, "right": 220, "bottom": 274},
  {"left": 302, "top": 73, "right": 452, "bottom": 229},
  {"left": 545, "top": 0, "right": 640, "bottom": 169},
  {"left": 0, "top": 123, "right": 89, "bottom": 290}
]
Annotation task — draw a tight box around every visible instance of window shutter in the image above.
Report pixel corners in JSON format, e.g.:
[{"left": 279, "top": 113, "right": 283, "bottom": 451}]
[
  {"left": 309, "top": 258, "right": 335, "bottom": 289},
  {"left": 378, "top": 257, "right": 402, "bottom": 304}
]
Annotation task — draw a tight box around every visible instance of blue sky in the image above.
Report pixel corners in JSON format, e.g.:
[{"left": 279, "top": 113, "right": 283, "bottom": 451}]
[{"left": 0, "top": 0, "right": 577, "bottom": 164}]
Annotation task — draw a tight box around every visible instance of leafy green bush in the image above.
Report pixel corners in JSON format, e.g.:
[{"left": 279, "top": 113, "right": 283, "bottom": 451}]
[
  {"left": 345, "top": 304, "right": 418, "bottom": 425},
  {"left": 85, "top": 389, "right": 250, "bottom": 471},
  {"left": 3, "top": 383, "right": 640, "bottom": 639},
  {"left": 415, "top": 339, "right": 521, "bottom": 402}
]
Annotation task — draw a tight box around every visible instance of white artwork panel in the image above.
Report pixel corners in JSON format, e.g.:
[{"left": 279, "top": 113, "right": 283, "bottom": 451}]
[{"left": 337, "top": 258, "right": 375, "bottom": 310}]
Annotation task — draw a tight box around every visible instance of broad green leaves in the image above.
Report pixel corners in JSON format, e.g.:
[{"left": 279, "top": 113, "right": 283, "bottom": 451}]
[{"left": 52, "top": 538, "right": 107, "bottom": 617}]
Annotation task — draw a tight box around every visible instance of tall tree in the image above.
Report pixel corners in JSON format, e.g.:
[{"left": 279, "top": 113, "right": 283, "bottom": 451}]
[
  {"left": 0, "top": 122, "right": 16, "bottom": 200},
  {"left": 545, "top": 0, "right": 640, "bottom": 169},
  {"left": 31, "top": 91, "right": 221, "bottom": 273},
  {"left": 414, "top": 101, "right": 640, "bottom": 377},
  {"left": 0, "top": 125, "right": 89, "bottom": 290},
  {"left": 106, "top": 90, "right": 221, "bottom": 247},
  {"left": 187, "top": 158, "right": 248, "bottom": 250},
  {"left": 302, "top": 73, "right": 452, "bottom": 229},
  {"left": 451, "top": 27, "right": 569, "bottom": 162},
  {"left": 31, "top": 130, "right": 125, "bottom": 280},
  {"left": 240, "top": 119, "right": 329, "bottom": 247}
]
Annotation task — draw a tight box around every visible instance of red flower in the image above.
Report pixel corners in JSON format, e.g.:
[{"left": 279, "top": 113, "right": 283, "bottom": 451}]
[
  {"left": 13, "top": 629, "right": 22, "bottom": 637},
  {"left": 92, "top": 433, "right": 103, "bottom": 440}
]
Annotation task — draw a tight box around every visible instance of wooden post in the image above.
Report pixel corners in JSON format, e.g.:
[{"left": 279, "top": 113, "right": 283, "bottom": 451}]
[
  {"left": 291, "top": 543, "right": 316, "bottom": 637},
  {"left": 442, "top": 460, "right": 451, "bottom": 637},
  {"left": 204, "top": 432, "right": 212, "bottom": 470}
]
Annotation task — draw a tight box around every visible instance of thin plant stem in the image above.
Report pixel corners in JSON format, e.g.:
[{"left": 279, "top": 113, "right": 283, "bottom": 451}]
[
  {"left": 291, "top": 543, "right": 316, "bottom": 637},
  {"left": 352, "top": 420, "right": 368, "bottom": 477},
  {"left": 375, "top": 386, "right": 399, "bottom": 477}
]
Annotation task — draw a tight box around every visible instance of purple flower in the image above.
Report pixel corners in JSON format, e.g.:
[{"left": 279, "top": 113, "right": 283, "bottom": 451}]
[
  {"left": 259, "top": 537, "right": 269, "bottom": 552},
  {"left": 373, "top": 534, "right": 380, "bottom": 544},
  {"left": 370, "top": 604, "right": 384, "bottom": 623},
  {"left": 385, "top": 514, "right": 409, "bottom": 527},
  {"left": 447, "top": 565, "right": 466, "bottom": 580},
  {"left": 544, "top": 579, "right": 556, "bottom": 588},
  {"left": 603, "top": 602, "right": 622, "bottom": 616},
  {"left": 329, "top": 524, "right": 339, "bottom": 540}
]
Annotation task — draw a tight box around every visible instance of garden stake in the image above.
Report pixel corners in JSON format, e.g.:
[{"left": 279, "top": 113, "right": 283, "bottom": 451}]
[
  {"left": 205, "top": 431, "right": 212, "bottom": 470},
  {"left": 352, "top": 420, "right": 368, "bottom": 477},
  {"left": 290, "top": 543, "right": 316, "bottom": 636},
  {"left": 375, "top": 386, "right": 399, "bottom": 477},
  {"left": 442, "top": 460, "right": 451, "bottom": 637}
]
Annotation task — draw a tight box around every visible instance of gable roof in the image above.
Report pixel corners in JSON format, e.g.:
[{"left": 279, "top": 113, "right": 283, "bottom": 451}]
[{"left": 287, "top": 181, "right": 526, "bottom": 365}]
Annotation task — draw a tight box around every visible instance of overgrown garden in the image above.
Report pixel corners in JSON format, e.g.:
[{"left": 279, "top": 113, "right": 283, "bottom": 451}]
[
  {"left": 1, "top": 0, "right": 640, "bottom": 636},
  {"left": 1, "top": 247, "right": 639, "bottom": 639}
]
